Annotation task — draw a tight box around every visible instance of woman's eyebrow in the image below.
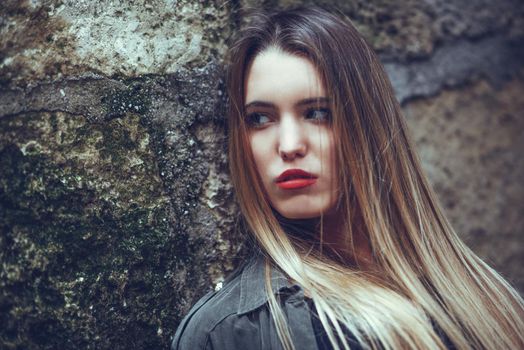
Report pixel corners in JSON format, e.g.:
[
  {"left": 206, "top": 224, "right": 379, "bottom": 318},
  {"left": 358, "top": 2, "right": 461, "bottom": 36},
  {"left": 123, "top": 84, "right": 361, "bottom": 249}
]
[
  {"left": 296, "top": 97, "right": 330, "bottom": 106},
  {"left": 244, "top": 97, "right": 329, "bottom": 110},
  {"left": 244, "top": 101, "right": 274, "bottom": 110}
]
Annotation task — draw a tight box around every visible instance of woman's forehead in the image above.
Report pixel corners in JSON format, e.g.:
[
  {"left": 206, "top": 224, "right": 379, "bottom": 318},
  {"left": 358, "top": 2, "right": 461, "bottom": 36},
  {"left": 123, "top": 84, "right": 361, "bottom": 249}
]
[{"left": 244, "top": 49, "right": 326, "bottom": 105}]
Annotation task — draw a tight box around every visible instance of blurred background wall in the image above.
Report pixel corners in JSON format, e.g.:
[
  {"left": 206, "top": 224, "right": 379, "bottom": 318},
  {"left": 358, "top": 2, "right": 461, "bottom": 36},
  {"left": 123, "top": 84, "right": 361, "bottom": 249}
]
[{"left": 0, "top": 0, "right": 522, "bottom": 348}]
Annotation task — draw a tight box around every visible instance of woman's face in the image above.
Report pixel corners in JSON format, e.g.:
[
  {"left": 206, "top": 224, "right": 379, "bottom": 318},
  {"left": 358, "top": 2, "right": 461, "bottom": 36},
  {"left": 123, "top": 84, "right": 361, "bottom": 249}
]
[{"left": 244, "top": 48, "right": 339, "bottom": 219}]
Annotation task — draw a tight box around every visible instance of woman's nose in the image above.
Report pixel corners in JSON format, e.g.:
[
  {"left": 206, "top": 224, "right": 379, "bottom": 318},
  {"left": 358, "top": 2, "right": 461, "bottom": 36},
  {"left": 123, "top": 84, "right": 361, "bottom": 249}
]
[{"left": 278, "top": 116, "right": 307, "bottom": 161}]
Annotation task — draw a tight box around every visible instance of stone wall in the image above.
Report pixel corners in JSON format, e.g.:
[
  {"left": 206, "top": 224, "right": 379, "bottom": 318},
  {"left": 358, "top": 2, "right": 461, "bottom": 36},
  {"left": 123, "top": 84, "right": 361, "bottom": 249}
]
[{"left": 1, "top": 0, "right": 522, "bottom": 349}]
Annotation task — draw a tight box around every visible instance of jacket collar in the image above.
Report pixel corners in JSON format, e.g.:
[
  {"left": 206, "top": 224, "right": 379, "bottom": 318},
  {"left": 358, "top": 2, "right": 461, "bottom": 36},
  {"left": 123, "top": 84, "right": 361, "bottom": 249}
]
[{"left": 237, "top": 249, "right": 301, "bottom": 315}]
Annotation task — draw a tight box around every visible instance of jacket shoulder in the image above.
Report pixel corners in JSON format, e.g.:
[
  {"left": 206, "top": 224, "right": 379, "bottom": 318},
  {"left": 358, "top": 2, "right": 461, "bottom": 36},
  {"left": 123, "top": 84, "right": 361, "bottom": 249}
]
[{"left": 171, "top": 265, "right": 245, "bottom": 350}]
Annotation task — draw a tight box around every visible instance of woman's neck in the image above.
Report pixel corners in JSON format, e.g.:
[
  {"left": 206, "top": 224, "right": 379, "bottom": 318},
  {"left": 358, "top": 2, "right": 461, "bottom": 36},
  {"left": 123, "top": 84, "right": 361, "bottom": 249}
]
[
  {"left": 318, "top": 213, "right": 376, "bottom": 271},
  {"left": 275, "top": 210, "right": 376, "bottom": 271}
]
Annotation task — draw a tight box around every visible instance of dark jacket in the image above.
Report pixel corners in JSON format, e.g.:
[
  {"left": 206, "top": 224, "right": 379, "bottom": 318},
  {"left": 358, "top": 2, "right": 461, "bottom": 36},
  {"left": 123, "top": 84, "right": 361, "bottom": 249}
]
[{"left": 171, "top": 249, "right": 328, "bottom": 350}]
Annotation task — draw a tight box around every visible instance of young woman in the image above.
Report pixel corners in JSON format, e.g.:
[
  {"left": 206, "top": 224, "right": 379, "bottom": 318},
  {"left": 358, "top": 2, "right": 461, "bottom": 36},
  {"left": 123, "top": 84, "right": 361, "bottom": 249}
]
[{"left": 172, "top": 5, "right": 524, "bottom": 350}]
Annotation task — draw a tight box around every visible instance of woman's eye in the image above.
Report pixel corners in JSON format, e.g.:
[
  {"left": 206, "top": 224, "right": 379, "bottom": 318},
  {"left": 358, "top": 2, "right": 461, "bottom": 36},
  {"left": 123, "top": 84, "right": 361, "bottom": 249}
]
[
  {"left": 246, "top": 113, "right": 271, "bottom": 127},
  {"left": 305, "top": 108, "right": 331, "bottom": 122}
]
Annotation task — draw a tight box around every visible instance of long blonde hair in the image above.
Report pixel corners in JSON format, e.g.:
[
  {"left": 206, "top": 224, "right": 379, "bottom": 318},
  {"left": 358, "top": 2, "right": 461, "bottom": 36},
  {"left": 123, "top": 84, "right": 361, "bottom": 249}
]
[{"left": 226, "top": 5, "right": 524, "bottom": 350}]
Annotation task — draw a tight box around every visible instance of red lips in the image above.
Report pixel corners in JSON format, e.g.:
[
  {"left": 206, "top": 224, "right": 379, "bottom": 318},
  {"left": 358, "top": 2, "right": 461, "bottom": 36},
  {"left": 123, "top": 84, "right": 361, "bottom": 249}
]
[{"left": 276, "top": 169, "right": 317, "bottom": 190}]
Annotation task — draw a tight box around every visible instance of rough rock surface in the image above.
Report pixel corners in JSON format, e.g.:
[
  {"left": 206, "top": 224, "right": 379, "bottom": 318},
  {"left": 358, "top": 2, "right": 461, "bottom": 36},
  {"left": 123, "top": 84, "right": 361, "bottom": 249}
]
[
  {"left": 404, "top": 77, "right": 524, "bottom": 291},
  {"left": 1, "top": 0, "right": 232, "bottom": 87},
  {"left": 0, "top": 0, "right": 523, "bottom": 349},
  {"left": 0, "top": 64, "right": 249, "bottom": 349}
]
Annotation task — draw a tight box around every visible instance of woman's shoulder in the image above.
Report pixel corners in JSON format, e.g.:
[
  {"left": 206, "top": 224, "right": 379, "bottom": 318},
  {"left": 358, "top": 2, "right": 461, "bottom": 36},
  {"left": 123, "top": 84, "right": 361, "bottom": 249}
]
[{"left": 171, "top": 259, "right": 251, "bottom": 350}]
